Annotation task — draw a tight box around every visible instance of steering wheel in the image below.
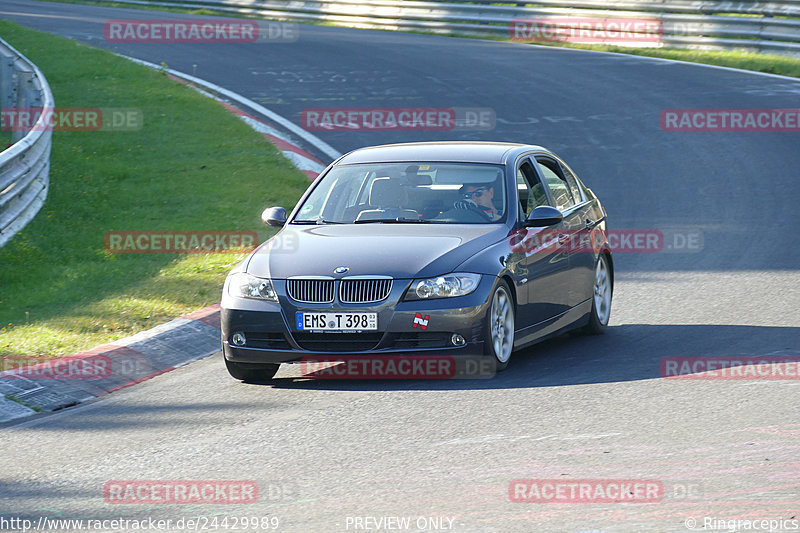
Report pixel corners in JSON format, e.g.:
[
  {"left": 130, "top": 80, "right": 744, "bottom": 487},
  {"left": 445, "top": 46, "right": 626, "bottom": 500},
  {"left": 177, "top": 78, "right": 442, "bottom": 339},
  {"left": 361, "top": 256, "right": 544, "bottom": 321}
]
[{"left": 453, "top": 199, "right": 492, "bottom": 221}]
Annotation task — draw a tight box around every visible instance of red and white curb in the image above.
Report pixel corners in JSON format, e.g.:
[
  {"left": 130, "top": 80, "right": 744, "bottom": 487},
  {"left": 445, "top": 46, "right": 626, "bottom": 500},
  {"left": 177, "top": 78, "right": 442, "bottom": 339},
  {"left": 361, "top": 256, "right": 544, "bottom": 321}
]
[
  {"left": 1, "top": 61, "right": 339, "bottom": 424},
  {"left": 0, "top": 306, "right": 222, "bottom": 423}
]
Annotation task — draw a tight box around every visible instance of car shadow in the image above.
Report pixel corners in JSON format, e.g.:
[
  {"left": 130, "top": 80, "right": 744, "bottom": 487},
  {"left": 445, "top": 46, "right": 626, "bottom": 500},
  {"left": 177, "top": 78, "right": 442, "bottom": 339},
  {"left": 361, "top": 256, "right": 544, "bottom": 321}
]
[{"left": 253, "top": 323, "right": 800, "bottom": 391}]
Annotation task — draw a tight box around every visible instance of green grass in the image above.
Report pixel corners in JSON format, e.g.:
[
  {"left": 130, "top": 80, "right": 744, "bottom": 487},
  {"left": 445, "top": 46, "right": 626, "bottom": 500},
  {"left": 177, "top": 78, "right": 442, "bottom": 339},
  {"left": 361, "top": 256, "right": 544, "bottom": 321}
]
[
  {"left": 0, "top": 20, "right": 310, "bottom": 358},
  {"left": 3, "top": 394, "right": 43, "bottom": 412},
  {"left": 516, "top": 42, "right": 800, "bottom": 78},
  {"left": 0, "top": 123, "right": 11, "bottom": 149}
]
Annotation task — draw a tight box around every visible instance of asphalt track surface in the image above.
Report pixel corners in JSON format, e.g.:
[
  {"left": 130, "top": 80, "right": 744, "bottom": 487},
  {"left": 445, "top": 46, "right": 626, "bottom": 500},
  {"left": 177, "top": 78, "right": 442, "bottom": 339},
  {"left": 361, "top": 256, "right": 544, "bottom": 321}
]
[{"left": 1, "top": 2, "right": 800, "bottom": 531}]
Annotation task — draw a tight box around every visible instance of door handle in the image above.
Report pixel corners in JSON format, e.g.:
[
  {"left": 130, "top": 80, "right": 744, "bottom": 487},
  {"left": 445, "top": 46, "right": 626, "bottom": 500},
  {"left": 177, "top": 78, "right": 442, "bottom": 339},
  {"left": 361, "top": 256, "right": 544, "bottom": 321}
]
[
  {"left": 585, "top": 219, "right": 595, "bottom": 228},
  {"left": 557, "top": 233, "right": 570, "bottom": 244}
]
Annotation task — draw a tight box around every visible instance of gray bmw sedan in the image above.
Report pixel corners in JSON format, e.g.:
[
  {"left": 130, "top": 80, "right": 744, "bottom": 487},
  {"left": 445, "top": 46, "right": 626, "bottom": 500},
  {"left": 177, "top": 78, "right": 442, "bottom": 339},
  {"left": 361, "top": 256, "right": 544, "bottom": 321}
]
[{"left": 221, "top": 142, "right": 613, "bottom": 381}]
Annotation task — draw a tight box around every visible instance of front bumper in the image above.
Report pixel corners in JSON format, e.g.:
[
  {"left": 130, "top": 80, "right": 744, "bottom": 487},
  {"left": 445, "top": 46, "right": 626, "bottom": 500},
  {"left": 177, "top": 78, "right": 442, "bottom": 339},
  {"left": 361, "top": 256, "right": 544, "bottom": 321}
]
[{"left": 221, "top": 277, "right": 493, "bottom": 364}]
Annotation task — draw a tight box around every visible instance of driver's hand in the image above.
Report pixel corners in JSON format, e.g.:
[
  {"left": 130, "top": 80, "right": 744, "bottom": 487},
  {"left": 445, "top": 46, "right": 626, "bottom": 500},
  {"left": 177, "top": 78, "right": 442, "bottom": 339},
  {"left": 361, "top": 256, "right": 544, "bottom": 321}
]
[{"left": 454, "top": 199, "right": 478, "bottom": 210}]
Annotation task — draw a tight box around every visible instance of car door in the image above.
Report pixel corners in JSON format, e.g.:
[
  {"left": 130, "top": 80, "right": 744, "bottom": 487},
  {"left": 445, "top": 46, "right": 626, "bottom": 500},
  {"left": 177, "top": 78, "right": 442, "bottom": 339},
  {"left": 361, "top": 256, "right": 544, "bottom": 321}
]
[
  {"left": 511, "top": 156, "right": 573, "bottom": 333},
  {"left": 534, "top": 156, "right": 594, "bottom": 309},
  {"left": 556, "top": 158, "right": 599, "bottom": 305}
]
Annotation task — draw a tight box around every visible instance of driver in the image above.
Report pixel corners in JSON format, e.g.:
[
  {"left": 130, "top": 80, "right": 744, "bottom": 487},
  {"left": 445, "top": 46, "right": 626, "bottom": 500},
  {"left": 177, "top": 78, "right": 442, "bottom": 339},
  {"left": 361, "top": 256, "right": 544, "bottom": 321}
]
[{"left": 456, "top": 183, "right": 502, "bottom": 221}]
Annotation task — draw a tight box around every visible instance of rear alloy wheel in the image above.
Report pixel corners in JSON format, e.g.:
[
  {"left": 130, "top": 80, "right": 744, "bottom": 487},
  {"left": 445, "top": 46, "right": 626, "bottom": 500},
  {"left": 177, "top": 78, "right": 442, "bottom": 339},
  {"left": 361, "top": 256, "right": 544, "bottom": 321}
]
[
  {"left": 581, "top": 254, "right": 612, "bottom": 335},
  {"left": 486, "top": 280, "right": 515, "bottom": 371},
  {"left": 225, "top": 358, "right": 279, "bottom": 382}
]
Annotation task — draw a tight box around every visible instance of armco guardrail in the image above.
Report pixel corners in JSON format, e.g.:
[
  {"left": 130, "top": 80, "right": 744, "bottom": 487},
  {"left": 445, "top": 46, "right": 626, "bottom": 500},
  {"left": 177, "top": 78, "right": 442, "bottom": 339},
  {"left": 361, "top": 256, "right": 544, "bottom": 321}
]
[
  {"left": 118, "top": 0, "right": 800, "bottom": 56},
  {"left": 0, "top": 37, "right": 53, "bottom": 248}
]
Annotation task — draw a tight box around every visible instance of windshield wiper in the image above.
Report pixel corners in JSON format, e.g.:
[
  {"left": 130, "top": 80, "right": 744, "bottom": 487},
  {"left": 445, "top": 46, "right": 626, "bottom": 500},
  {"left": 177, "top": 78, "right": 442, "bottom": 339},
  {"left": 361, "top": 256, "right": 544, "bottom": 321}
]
[
  {"left": 292, "top": 219, "right": 343, "bottom": 225},
  {"left": 354, "top": 217, "right": 431, "bottom": 224}
]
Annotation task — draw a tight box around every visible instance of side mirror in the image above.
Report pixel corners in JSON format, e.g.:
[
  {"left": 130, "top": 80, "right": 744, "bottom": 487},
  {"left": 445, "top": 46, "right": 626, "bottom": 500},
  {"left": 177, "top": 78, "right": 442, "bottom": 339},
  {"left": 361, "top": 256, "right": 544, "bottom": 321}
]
[
  {"left": 262, "top": 206, "right": 287, "bottom": 227},
  {"left": 524, "top": 205, "right": 563, "bottom": 227}
]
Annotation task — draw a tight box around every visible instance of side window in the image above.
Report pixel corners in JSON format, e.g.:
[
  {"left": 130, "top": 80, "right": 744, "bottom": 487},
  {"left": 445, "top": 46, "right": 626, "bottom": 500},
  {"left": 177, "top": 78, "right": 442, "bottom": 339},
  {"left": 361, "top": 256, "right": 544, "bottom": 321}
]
[
  {"left": 516, "top": 159, "right": 548, "bottom": 217},
  {"left": 559, "top": 162, "right": 584, "bottom": 203},
  {"left": 536, "top": 158, "right": 575, "bottom": 211}
]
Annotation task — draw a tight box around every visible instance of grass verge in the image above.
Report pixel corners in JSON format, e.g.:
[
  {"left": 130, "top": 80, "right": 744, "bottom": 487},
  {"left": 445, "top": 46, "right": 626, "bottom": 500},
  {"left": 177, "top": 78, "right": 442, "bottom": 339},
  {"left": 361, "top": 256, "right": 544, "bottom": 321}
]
[
  {"left": 3, "top": 395, "right": 43, "bottom": 412},
  {"left": 0, "top": 20, "right": 310, "bottom": 358},
  {"left": 516, "top": 42, "right": 800, "bottom": 78}
]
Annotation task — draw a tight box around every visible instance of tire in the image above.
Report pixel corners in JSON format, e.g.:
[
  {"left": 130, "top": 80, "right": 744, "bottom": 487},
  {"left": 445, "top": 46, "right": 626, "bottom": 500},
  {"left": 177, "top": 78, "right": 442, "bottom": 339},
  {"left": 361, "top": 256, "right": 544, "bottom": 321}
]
[
  {"left": 485, "top": 279, "right": 515, "bottom": 371},
  {"left": 225, "top": 358, "right": 280, "bottom": 382},
  {"left": 581, "top": 253, "right": 613, "bottom": 335}
]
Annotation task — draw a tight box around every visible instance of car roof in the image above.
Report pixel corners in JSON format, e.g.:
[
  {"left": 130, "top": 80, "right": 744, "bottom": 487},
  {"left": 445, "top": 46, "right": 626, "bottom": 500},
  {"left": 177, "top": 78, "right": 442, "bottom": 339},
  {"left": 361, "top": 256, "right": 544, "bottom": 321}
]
[{"left": 335, "top": 141, "right": 548, "bottom": 165}]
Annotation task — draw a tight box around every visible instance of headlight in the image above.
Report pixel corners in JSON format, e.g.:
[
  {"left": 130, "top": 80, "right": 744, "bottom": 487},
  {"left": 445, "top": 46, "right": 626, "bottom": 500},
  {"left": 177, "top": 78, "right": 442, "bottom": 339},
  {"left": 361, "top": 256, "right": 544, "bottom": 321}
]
[
  {"left": 405, "top": 273, "right": 481, "bottom": 300},
  {"left": 227, "top": 272, "right": 278, "bottom": 301}
]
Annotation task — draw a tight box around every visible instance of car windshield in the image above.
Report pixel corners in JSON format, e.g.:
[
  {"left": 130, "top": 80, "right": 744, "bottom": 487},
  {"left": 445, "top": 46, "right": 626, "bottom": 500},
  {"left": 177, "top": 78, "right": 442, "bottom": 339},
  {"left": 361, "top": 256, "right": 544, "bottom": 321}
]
[{"left": 292, "top": 162, "right": 507, "bottom": 224}]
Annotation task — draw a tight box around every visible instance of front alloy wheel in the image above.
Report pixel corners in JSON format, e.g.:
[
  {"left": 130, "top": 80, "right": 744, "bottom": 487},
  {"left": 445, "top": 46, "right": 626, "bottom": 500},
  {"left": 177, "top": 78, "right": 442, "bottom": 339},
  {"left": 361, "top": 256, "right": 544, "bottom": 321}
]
[{"left": 486, "top": 280, "right": 515, "bottom": 371}]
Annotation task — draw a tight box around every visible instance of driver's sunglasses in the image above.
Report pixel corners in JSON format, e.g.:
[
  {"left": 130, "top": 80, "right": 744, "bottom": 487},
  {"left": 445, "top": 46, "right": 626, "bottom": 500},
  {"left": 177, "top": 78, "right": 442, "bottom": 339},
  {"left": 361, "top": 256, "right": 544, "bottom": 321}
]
[{"left": 463, "top": 187, "right": 487, "bottom": 199}]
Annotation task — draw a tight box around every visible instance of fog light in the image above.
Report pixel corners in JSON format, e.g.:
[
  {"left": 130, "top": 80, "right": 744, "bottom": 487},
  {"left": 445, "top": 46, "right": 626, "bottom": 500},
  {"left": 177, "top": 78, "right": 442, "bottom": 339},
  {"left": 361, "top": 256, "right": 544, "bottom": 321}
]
[
  {"left": 451, "top": 334, "right": 466, "bottom": 347},
  {"left": 232, "top": 332, "right": 246, "bottom": 346}
]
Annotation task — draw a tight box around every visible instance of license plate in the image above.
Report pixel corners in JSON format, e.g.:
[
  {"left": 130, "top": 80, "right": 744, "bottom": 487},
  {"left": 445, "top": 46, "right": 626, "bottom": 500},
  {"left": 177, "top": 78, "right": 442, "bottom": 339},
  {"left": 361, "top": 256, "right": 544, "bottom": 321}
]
[{"left": 296, "top": 312, "right": 378, "bottom": 331}]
